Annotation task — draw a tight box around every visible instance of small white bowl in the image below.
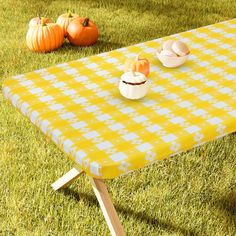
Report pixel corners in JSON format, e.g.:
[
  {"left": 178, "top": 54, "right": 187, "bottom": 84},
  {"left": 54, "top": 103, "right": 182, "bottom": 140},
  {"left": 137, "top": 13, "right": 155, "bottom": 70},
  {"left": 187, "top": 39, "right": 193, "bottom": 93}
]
[{"left": 156, "top": 48, "right": 189, "bottom": 68}]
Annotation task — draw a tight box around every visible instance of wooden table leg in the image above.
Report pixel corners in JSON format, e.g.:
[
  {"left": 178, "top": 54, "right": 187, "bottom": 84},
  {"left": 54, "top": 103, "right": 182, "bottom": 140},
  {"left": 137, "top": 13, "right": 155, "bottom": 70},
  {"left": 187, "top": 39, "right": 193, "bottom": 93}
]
[
  {"left": 90, "top": 177, "right": 126, "bottom": 236},
  {"left": 51, "top": 167, "right": 84, "bottom": 191}
]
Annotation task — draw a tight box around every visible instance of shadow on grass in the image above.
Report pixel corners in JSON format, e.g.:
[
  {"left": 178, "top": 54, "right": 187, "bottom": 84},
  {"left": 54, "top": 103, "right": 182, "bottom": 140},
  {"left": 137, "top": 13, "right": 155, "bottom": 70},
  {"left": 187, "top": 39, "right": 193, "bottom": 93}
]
[
  {"left": 60, "top": 188, "right": 197, "bottom": 235},
  {"left": 214, "top": 189, "right": 236, "bottom": 223},
  {"left": 56, "top": 40, "right": 125, "bottom": 55}
]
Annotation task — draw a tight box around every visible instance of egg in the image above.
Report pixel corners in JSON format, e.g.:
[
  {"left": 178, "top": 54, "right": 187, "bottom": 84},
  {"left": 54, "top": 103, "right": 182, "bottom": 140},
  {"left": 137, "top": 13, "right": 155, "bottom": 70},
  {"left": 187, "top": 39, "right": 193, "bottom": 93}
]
[
  {"left": 160, "top": 49, "right": 177, "bottom": 57},
  {"left": 172, "top": 41, "right": 190, "bottom": 56},
  {"left": 162, "top": 40, "right": 175, "bottom": 52},
  {"left": 119, "top": 71, "right": 149, "bottom": 100}
]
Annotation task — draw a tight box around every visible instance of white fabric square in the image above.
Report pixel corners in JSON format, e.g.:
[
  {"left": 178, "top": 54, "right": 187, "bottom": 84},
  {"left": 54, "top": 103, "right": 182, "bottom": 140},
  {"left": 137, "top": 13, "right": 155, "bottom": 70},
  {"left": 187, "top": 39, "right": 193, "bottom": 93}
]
[
  {"left": 137, "top": 143, "right": 153, "bottom": 152},
  {"left": 56, "top": 63, "right": 68, "bottom": 68},
  {"left": 143, "top": 47, "right": 155, "bottom": 53},
  {"left": 152, "top": 86, "right": 165, "bottom": 92},
  {"left": 73, "top": 97, "right": 87, "bottom": 104},
  {"left": 178, "top": 101, "right": 192, "bottom": 108},
  {"left": 165, "top": 93, "right": 178, "bottom": 100},
  {"left": 156, "top": 108, "right": 170, "bottom": 115},
  {"left": 21, "top": 102, "right": 30, "bottom": 114},
  {"left": 170, "top": 117, "right": 185, "bottom": 124},
  {"left": 185, "top": 87, "right": 198, "bottom": 93},
  {"left": 110, "top": 152, "right": 128, "bottom": 162},
  {"left": 65, "top": 68, "right": 77, "bottom": 74},
  {"left": 207, "top": 117, "right": 222, "bottom": 125},
  {"left": 229, "top": 62, "right": 236, "bottom": 67},
  {"left": 41, "top": 120, "right": 50, "bottom": 134},
  {"left": 122, "top": 132, "right": 138, "bottom": 141},
  {"left": 205, "top": 81, "right": 218, "bottom": 87},
  {"left": 90, "top": 162, "right": 101, "bottom": 176},
  {"left": 133, "top": 115, "right": 148, "bottom": 123},
  {"left": 97, "top": 114, "right": 111, "bottom": 121},
  {"left": 225, "top": 74, "right": 235, "bottom": 81},
  {"left": 86, "top": 63, "right": 98, "bottom": 69},
  {"left": 143, "top": 99, "right": 156, "bottom": 107},
  {"left": 86, "top": 83, "right": 99, "bottom": 89},
  {"left": 3, "top": 87, "right": 10, "bottom": 98},
  {"left": 29, "top": 88, "right": 43, "bottom": 94},
  {"left": 198, "top": 61, "right": 211, "bottom": 67},
  {"left": 191, "top": 74, "right": 204, "bottom": 80},
  {"left": 96, "top": 70, "right": 109, "bottom": 76},
  {"left": 85, "top": 105, "right": 99, "bottom": 112},
  {"left": 108, "top": 77, "right": 118, "bottom": 84},
  {"left": 71, "top": 121, "right": 87, "bottom": 129},
  {"left": 219, "top": 87, "right": 232, "bottom": 94},
  {"left": 146, "top": 124, "right": 162, "bottom": 132},
  {"left": 63, "top": 89, "right": 77, "bottom": 96},
  {"left": 106, "top": 58, "right": 119, "bottom": 63},
  {"left": 162, "top": 134, "right": 177, "bottom": 142},
  {"left": 53, "top": 82, "right": 66, "bottom": 88},
  {"left": 52, "top": 129, "right": 62, "bottom": 142},
  {"left": 83, "top": 131, "right": 100, "bottom": 139},
  {"left": 42, "top": 74, "right": 56, "bottom": 80},
  {"left": 108, "top": 98, "right": 122, "bottom": 106},
  {"left": 63, "top": 139, "right": 74, "bottom": 154},
  {"left": 74, "top": 76, "right": 88, "bottom": 82},
  {"left": 76, "top": 150, "right": 87, "bottom": 164},
  {"left": 185, "top": 125, "right": 200, "bottom": 134},
  {"left": 49, "top": 104, "right": 64, "bottom": 111},
  {"left": 30, "top": 111, "right": 39, "bottom": 123},
  {"left": 96, "top": 141, "right": 113, "bottom": 150},
  {"left": 199, "top": 94, "right": 212, "bottom": 101},
  {"left": 172, "top": 80, "right": 185, "bottom": 86},
  {"left": 39, "top": 95, "right": 53, "bottom": 102},
  {"left": 210, "top": 67, "right": 223, "bottom": 73},
  {"left": 60, "top": 112, "right": 76, "bottom": 120},
  {"left": 109, "top": 123, "right": 124, "bottom": 131},
  {"left": 12, "top": 94, "right": 20, "bottom": 106},
  {"left": 213, "top": 102, "right": 227, "bottom": 109},
  {"left": 229, "top": 110, "right": 236, "bottom": 117},
  {"left": 192, "top": 109, "right": 206, "bottom": 116},
  {"left": 20, "top": 80, "right": 33, "bottom": 86},
  {"left": 120, "top": 107, "right": 135, "bottom": 114},
  {"left": 96, "top": 91, "right": 110, "bottom": 97},
  {"left": 224, "top": 33, "right": 235, "bottom": 38}
]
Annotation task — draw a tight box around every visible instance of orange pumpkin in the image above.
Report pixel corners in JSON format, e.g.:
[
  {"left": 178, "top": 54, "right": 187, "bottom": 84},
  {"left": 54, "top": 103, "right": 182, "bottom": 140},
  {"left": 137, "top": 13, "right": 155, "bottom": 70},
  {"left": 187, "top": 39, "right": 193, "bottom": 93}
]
[
  {"left": 29, "top": 16, "right": 50, "bottom": 27},
  {"left": 56, "top": 12, "right": 80, "bottom": 37},
  {"left": 124, "top": 54, "right": 150, "bottom": 76},
  {"left": 67, "top": 18, "right": 99, "bottom": 46},
  {"left": 26, "top": 18, "right": 64, "bottom": 53}
]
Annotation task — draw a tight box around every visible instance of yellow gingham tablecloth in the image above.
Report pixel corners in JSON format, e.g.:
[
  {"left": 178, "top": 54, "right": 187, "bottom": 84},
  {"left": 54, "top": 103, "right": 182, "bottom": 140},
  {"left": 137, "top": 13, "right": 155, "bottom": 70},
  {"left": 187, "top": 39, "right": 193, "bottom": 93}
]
[{"left": 3, "top": 19, "right": 236, "bottom": 179}]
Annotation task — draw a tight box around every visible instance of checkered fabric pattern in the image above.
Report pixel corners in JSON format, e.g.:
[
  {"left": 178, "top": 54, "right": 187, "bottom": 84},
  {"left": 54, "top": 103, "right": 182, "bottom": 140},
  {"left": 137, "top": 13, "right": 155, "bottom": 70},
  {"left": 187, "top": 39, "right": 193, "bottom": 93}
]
[{"left": 3, "top": 19, "right": 236, "bottom": 179}]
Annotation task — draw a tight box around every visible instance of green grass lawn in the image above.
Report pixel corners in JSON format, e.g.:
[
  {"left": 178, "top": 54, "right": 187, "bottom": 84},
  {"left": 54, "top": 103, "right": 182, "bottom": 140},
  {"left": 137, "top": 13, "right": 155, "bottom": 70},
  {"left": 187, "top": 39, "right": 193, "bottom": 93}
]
[{"left": 1, "top": 0, "right": 236, "bottom": 235}]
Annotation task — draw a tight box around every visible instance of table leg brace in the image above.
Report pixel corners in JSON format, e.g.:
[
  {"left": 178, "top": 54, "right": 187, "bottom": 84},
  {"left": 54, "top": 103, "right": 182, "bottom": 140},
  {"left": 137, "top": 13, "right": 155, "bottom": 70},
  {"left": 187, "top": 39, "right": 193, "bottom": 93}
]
[{"left": 51, "top": 168, "right": 125, "bottom": 235}]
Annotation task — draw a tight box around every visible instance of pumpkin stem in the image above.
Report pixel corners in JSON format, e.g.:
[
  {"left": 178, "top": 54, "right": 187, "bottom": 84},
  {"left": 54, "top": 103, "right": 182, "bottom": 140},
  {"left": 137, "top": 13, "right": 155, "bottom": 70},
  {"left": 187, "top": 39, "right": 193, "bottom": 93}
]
[
  {"left": 83, "top": 18, "right": 90, "bottom": 27},
  {"left": 135, "top": 53, "right": 141, "bottom": 61},
  {"left": 131, "top": 69, "right": 135, "bottom": 77},
  {"left": 68, "top": 11, "right": 73, "bottom": 17},
  {"left": 41, "top": 17, "right": 47, "bottom": 26}
]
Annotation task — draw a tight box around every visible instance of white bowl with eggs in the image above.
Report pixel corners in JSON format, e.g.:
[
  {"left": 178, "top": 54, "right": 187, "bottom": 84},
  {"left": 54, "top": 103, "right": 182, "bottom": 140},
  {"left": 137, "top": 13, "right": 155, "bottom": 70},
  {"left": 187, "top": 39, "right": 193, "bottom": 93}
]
[{"left": 156, "top": 40, "right": 190, "bottom": 68}]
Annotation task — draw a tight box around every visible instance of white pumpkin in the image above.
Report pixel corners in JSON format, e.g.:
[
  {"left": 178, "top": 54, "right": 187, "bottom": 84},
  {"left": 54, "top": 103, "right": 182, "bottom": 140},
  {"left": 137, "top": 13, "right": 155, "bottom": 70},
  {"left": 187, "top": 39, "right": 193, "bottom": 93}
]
[{"left": 119, "top": 71, "right": 149, "bottom": 100}]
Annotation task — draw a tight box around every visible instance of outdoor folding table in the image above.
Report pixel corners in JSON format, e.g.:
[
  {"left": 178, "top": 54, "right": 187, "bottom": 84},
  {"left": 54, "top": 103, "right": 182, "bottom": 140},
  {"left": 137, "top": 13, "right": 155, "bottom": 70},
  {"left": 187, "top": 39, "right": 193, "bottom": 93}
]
[{"left": 2, "top": 19, "right": 236, "bottom": 235}]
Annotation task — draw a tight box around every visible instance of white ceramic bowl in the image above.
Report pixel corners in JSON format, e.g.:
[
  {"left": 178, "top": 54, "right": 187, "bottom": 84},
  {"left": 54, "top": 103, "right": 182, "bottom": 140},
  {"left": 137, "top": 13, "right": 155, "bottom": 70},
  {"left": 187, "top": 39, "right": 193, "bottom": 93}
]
[{"left": 156, "top": 48, "right": 189, "bottom": 68}]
